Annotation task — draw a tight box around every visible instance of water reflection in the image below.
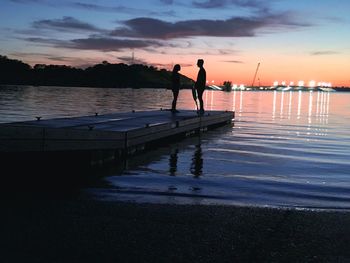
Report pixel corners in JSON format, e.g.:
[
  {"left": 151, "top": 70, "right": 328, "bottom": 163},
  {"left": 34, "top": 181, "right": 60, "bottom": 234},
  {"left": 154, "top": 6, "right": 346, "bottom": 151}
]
[
  {"left": 0, "top": 86, "right": 176, "bottom": 123},
  {"left": 169, "top": 148, "right": 178, "bottom": 176},
  {"left": 239, "top": 90, "right": 243, "bottom": 116},
  {"left": 288, "top": 91, "right": 293, "bottom": 119},
  {"left": 190, "top": 144, "right": 203, "bottom": 178},
  {"left": 167, "top": 141, "right": 203, "bottom": 178},
  {"left": 2, "top": 86, "right": 350, "bottom": 209},
  {"left": 280, "top": 91, "right": 284, "bottom": 117},
  {"left": 232, "top": 90, "right": 236, "bottom": 112},
  {"left": 297, "top": 90, "right": 302, "bottom": 119},
  {"left": 315, "top": 92, "right": 331, "bottom": 125},
  {"left": 308, "top": 91, "right": 313, "bottom": 128},
  {"left": 262, "top": 90, "right": 333, "bottom": 137},
  {"left": 272, "top": 90, "right": 276, "bottom": 120}
]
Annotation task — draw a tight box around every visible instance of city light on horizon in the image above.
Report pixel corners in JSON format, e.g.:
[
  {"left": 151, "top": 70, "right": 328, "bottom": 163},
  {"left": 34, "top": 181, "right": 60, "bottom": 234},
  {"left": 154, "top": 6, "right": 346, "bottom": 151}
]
[
  {"left": 272, "top": 79, "right": 332, "bottom": 88},
  {"left": 309, "top": 80, "right": 316, "bottom": 88}
]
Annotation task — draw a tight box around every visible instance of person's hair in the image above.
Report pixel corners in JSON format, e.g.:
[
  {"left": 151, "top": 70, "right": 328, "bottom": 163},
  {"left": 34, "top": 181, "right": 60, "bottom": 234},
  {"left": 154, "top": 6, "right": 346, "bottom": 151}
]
[
  {"left": 197, "top": 59, "right": 204, "bottom": 66},
  {"left": 173, "top": 64, "right": 181, "bottom": 72}
]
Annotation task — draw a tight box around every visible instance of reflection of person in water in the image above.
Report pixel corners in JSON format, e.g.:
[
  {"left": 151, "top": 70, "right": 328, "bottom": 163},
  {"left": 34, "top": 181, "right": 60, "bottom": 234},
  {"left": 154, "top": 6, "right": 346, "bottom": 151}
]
[
  {"left": 169, "top": 148, "right": 178, "bottom": 176},
  {"left": 190, "top": 144, "right": 203, "bottom": 177},
  {"left": 171, "top": 64, "right": 181, "bottom": 113}
]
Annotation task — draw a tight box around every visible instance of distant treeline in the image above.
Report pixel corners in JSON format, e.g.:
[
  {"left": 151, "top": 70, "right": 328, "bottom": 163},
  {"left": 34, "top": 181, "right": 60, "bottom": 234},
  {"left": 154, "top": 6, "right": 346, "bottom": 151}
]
[
  {"left": 0, "top": 55, "right": 194, "bottom": 89},
  {"left": 334, "top": 87, "right": 350, "bottom": 92}
]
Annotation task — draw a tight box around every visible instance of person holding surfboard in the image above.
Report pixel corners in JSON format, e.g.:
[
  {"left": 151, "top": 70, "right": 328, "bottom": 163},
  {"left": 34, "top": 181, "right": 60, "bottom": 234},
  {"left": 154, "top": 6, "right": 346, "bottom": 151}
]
[{"left": 195, "top": 59, "right": 206, "bottom": 114}]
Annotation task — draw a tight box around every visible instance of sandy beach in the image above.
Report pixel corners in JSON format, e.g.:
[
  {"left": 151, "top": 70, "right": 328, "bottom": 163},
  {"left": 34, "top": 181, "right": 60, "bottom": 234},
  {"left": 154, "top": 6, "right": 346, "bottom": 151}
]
[{"left": 2, "top": 199, "right": 350, "bottom": 262}]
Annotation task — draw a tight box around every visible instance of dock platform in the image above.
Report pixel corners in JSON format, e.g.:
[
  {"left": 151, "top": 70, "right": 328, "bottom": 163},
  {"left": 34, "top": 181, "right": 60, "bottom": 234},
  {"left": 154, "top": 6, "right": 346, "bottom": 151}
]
[{"left": 0, "top": 109, "right": 234, "bottom": 166}]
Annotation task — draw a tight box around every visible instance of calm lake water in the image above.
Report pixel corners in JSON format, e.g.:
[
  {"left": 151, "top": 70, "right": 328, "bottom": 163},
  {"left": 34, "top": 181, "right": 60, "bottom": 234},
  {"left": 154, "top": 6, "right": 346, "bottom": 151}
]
[{"left": 1, "top": 85, "right": 350, "bottom": 210}]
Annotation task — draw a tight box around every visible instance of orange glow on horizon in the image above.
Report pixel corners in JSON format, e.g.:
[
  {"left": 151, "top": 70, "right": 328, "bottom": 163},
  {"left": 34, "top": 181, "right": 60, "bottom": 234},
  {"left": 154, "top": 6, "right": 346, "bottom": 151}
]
[
  {"left": 19, "top": 49, "right": 350, "bottom": 87},
  {"left": 178, "top": 53, "right": 350, "bottom": 87}
]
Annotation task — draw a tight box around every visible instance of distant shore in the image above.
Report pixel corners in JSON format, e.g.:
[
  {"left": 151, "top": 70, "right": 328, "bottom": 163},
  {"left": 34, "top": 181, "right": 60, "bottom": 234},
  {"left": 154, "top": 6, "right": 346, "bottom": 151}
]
[
  {"left": 1, "top": 84, "right": 350, "bottom": 92},
  {"left": 0, "top": 55, "right": 194, "bottom": 89},
  {"left": 2, "top": 55, "right": 349, "bottom": 91},
  {"left": 2, "top": 199, "right": 350, "bottom": 262}
]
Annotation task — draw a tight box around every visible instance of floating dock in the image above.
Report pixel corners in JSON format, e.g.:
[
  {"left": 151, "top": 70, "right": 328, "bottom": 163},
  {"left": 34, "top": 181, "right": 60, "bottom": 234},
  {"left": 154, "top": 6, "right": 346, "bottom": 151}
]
[{"left": 0, "top": 109, "right": 234, "bottom": 166}]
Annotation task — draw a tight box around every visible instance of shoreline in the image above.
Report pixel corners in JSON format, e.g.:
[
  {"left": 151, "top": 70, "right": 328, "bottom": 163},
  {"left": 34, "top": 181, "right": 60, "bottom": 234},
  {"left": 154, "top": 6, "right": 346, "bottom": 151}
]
[
  {"left": 2, "top": 199, "right": 350, "bottom": 262},
  {"left": 1, "top": 84, "right": 350, "bottom": 91}
]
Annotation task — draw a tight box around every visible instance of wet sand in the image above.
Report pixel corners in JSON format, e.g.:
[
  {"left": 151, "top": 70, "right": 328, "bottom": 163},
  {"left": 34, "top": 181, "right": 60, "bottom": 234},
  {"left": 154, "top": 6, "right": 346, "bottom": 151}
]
[{"left": 2, "top": 199, "right": 350, "bottom": 262}]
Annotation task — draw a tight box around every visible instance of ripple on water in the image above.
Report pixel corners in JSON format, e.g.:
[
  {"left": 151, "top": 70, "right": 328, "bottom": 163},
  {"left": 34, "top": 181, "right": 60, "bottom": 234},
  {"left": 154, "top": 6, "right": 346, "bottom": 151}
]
[{"left": 1, "top": 87, "right": 349, "bottom": 210}]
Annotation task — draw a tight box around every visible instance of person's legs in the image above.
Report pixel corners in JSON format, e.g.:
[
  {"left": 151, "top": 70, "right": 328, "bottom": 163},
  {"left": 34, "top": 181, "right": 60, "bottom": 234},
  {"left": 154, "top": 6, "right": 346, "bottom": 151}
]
[
  {"left": 197, "top": 88, "right": 205, "bottom": 113},
  {"left": 172, "top": 90, "right": 179, "bottom": 111}
]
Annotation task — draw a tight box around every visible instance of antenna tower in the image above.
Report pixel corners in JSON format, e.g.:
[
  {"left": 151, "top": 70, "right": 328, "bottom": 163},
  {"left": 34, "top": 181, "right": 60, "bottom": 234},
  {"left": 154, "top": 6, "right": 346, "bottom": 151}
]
[{"left": 251, "top": 62, "right": 260, "bottom": 87}]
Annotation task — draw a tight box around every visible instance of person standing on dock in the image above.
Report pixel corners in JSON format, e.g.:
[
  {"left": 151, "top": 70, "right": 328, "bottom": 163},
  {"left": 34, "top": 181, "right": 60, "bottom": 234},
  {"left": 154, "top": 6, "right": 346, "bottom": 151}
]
[
  {"left": 171, "top": 64, "right": 181, "bottom": 113},
  {"left": 195, "top": 59, "right": 206, "bottom": 114}
]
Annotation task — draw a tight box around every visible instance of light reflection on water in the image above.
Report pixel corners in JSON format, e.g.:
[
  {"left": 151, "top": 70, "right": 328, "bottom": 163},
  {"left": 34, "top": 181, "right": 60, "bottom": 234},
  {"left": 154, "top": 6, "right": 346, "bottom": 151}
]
[{"left": 1, "top": 86, "right": 350, "bottom": 210}]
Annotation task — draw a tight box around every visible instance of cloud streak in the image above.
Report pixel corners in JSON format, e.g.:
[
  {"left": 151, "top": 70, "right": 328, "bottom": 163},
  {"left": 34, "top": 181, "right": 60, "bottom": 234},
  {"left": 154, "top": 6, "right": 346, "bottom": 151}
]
[
  {"left": 69, "top": 38, "right": 162, "bottom": 51},
  {"left": 160, "top": 0, "right": 174, "bottom": 4},
  {"left": 223, "top": 60, "right": 244, "bottom": 63},
  {"left": 111, "top": 13, "right": 311, "bottom": 40},
  {"left": 10, "top": 0, "right": 45, "bottom": 3},
  {"left": 192, "top": 0, "right": 265, "bottom": 9},
  {"left": 72, "top": 2, "right": 175, "bottom": 16},
  {"left": 310, "top": 50, "right": 340, "bottom": 56},
  {"left": 23, "top": 37, "right": 163, "bottom": 52},
  {"left": 10, "top": 1, "right": 175, "bottom": 17},
  {"left": 72, "top": 2, "right": 142, "bottom": 14},
  {"left": 32, "top": 16, "right": 105, "bottom": 33}
]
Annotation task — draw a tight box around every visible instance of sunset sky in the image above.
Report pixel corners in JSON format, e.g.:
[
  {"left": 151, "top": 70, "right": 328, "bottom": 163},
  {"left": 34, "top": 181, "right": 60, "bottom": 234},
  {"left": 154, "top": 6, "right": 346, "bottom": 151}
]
[{"left": 1, "top": 0, "right": 349, "bottom": 86}]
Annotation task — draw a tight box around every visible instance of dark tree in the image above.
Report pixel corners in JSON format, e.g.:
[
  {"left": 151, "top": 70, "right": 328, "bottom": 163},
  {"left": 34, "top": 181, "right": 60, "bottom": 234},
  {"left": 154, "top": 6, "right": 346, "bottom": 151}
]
[
  {"left": 0, "top": 55, "right": 194, "bottom": 89},
  {"left": 223, "top": 81, "right": 232, "bottom": 92}
]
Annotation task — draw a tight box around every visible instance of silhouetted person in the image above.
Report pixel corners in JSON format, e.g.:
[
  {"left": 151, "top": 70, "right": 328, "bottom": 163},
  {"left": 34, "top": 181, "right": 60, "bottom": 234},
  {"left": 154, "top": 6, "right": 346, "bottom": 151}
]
[
  {"left": 171, "top": 64, "right": 181, "bottom": 113},
  {"left": 195, "top": 59, "right": 206, "bottom": 114}
]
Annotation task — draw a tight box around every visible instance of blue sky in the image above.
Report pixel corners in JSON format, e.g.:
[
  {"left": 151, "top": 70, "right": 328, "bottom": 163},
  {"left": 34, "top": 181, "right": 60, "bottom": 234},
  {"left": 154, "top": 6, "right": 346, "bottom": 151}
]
[{"left": 1, "top": 0, "right": 349, "bottom": 85}]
